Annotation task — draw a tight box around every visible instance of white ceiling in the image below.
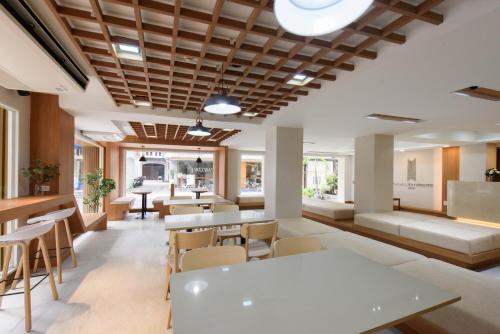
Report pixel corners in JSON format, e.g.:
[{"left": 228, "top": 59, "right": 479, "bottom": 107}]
[{"left": 5, "top": 0, "right": 500, "bottom": 153}]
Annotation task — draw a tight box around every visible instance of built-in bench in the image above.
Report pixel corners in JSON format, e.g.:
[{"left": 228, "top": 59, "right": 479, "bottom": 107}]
[
  {"left": 108, "top": 197, "right": 135, "bottom": 221},
  {"left": 236, "top": 194, "right": 264, "bottom": 209},
  {"left": 302, "top": 197, "right": 355, "bottom": 229},
  {"left": 353, "top": 211, "right": 500, "bottom": 268},
  {"left": 394, "top": 258, "right": 500, "bottom": 334},
  {"left": 277, "top": 217, "right": 341, "bottom": 239}
]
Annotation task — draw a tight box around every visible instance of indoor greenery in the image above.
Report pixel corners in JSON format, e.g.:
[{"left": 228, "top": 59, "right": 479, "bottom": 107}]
[
  {"left": 22, "top": 159, "right": 60, "bottom": 195},
  {"left": 83, "top": 168, "right": 116, "bottom": 213}
]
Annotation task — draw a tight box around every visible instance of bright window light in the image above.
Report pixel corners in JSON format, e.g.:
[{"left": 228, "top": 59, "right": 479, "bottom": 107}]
[
  {"left": 293, "top": 73, "right": 307, "bottom": 80},
  {"left": 243, "top": 112, "right": 258, "bottom": 117},
  {"left": 287, "top": 74, "right": 314, "bottom": 86},
  {"left": 134, "top": 100, "right": 151, "bottom": 107},
  {"left": 118, "top": 44, "right": 139, "bottom": 53}
]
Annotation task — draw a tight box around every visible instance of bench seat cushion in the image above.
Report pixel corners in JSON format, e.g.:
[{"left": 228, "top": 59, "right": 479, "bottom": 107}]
[
  {"left": 317, "top": 232, "right": 425, "bottom": 266},
  {"left": 237, "top": 195, "right": 264, "bottom": 204},
  {"left": 277, "top": 218, "right": 341, "bottom": 239},
  {"left": 400, "top": 221, "right": 500, "bottom": 255},
  {"left": 302, "top": 198, "right": 354, "bottom": 220},
  {"left": 152, "top": 196, "right": 170, "bottom": 204},
  {"left": 354, "top": 211, "right": 429, "bottom": 235},
  {"left": 394, "top": 258, "right": 500, "bottom": 334},
  {"left": 111, "top": 197, "right": 135, "bottom": 206}
]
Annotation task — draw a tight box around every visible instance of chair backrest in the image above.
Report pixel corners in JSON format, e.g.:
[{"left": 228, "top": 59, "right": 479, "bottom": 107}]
[
  {"left": 170, "top": 228, "right": 216, "bottom": 271},
  {"left": 213, "top": 204, "right": 239, "bottom": 213},
  {"left": 273, "top": 236, "right": 322, "bottom": 257},
  {"left": 241, "top": 221, "right": 278, "bottom": 241},
  {"left": 171, "top": 195, "right": 193, "bottom": 200},
  {"left": 181, "top": 246, "right": 246, "bottom": 272},
  {"left": 27, "top": 207, "right": 76, "bottom": 225},
  {"left": 170, "top": 205, "right": 204, "bottom": 215}
]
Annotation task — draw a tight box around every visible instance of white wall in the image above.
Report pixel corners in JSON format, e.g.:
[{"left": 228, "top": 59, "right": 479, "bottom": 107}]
[
  {"left": 459, "top": 143, "right": 497, "bottom": 181},
  {"left": 394, "top": 148, "right": 442, "bottom": 211},
  {"left": 0, "top": 86, "right": 30, "bottom": 196}
]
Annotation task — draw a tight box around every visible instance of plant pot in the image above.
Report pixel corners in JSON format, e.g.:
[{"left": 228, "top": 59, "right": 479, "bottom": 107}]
[{"left": 486, "top": 174, "right": 500, "bottom": 182}]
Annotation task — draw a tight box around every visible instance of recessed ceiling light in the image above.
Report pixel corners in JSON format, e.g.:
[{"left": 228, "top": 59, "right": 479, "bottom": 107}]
[
  {"left": 223, "top": 128, "right": 233, "bottom": 131},
  {"left": 144, "top": 122, "right": 154, "bottom": 126},
  {"left": 134, "top": 100, "right": 151, "bottom": 107},
  {"left": 364, "top": 113, "right": 424, "bottom": 123},
  {"left": 287, "top": 73, "right": 314, "bottom": 86},
  {"left": 207, "top": 139, "right": 217, "bottom": 142},
  {"left": 243, "top": 112, "right": 258, "bottom": 117},
  {"left": 399, "top": 149, "right": 406, "bottom": 152},
  {"left": 112, "top": 43, "right": 142, "bottom": 61},
  {"left": 443, "top": 145, "right": 450, "bottom": 148}
]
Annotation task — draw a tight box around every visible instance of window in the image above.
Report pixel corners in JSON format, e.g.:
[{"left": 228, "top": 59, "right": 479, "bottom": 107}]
[
  {"left": 302, "top": 156, "right": 338, "bottom": 199},
  {"left": 240, "top": 155, "right": 263, "bottom": 194},
  {"left": 125, "top": 150, "right": 215, "bottom": 205}
]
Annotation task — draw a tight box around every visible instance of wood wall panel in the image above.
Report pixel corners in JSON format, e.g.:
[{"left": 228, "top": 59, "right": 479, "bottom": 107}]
[
  {"left": 103, "top": 142, "right": 120, "bottom": 212},
  {"left": 497, "top": 147, "right": 500, "bottom": 169},
  {"left": 442, "top": 146, "right": 460, "bottom": 211},
  {"left": 30, "top": 93, "right": 74, "bottom": 195}
]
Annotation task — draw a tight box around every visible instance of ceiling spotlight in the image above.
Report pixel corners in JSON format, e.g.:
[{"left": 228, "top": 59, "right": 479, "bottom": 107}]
[
  {"left": 287, "top": 73, "right": 314, "bottom": 86},
  {"left": 274, "top": 0, "right": 374, "bottom": 37},
  {"left": 243, "top": 112, "right": 258, "bottom": 117},
  {"left": 204, "top": 64, "right": 241, "bottom": 114},
  {"left": 187, "top": 111, "right": 211, "bottom": 137},
  {"left": 113, "top": 43, "right": 142, "bottom": 61},
  {"left": 134, "top": 100, "right": 151, "bottom": 107}
]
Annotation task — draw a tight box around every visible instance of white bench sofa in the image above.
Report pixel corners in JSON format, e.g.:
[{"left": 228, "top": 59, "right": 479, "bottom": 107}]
[
  {"left": 394, "top": 258, "right": 500, "bottom": 334},
  {"left": 277, "top": 218, "right": 341, "bottom": 239},
  {"left": 302, "top": 198, "right": 354, "bottom": 221},
  {"left": 354, "top": 211, "right": 500, "bottom": 268},
  {"left": 317, "top": 232, "right": 425, "bottom": 267}
]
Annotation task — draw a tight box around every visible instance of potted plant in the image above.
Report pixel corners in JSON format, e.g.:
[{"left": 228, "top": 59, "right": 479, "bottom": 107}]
[
  {"left": 485, "top": 168, "right": 500, "bottom": 182},
  {"left": 22, "top": 160, "right": 60, "bottom": 195},
  {"left": 83, "top": 168, "right": 116, "bottom": 213}
]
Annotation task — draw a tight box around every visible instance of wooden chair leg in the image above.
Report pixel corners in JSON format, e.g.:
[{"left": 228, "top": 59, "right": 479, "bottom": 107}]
[
  {"left": 38, "top": 236, "right": 59, "bottom": 301},
  {"left": 32, "top": 242, "right": 42, "bottom": 273},
  {"left": 54, "top": 222, "right": 62, "bottom": 284},
  {"left": 21, "top": 242, "right": 32, "bottom": 332},
  {"left": 0, "top": 245, "right": 13, "bottom": 308},
  {"left": 164, "top": 262, "right": 171, "bottom": 300},
  {"left": 63, "top": 219, "right": 77, "bottom": 267},
  {"left": 11, "top": 254, "right": 24, "bottom": 290},
  {"left": 166, "top": 301, "right": 172, "bottom": 329}
]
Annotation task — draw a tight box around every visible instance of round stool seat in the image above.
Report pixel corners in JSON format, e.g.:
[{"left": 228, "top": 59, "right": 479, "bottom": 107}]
[
  {"left": 27, "top": 207, "right": 76, "bottom": 225},
  {"left": 0, "top": 220, "right": 55, "bottom": 245}
]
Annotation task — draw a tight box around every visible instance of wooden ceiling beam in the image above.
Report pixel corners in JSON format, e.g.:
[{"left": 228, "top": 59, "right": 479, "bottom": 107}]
[
  {"left": 373, "top": 0, "right": 444, "bottom": 25},
  {"left": 132, "top": 1, "right": 152, "bottom": 107}
]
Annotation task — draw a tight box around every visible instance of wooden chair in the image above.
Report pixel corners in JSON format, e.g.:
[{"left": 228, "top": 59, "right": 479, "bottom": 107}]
[
  {"left": 164, "top": 228, "right": 216, "bottom": 301},
  {"left": 181, "top": 245, "right": 246, "bottom": 271},
  {"left": 0, "top": 221, "right": 59, "bottom": 332},
  {"left": 273, "top": 236, "right": 322, "bottom": 257},
  {"left": 167, "top": 245, "right": 246, "bottom": 328},
  {"left": 169, "top": 205, "right": 204, "bottom": 215},
  {"left": 213, "top": 204, "right": 241, "bottom": 246},
  {"left": 240, "top": 221, "right": 278, "bottom": 260}
]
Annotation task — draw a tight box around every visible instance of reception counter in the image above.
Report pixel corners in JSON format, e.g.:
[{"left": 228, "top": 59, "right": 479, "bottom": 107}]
[{"left": 447, "top": 181, "right": 500, "bottom": 224}]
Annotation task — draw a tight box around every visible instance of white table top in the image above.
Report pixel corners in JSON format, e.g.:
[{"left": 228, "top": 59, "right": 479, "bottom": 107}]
[
  {"left": 164, "top": 197, "right": 233, "bottom": 206},
  {"left": 131, "top": 190, "right": 152, "bottom": 195},
  {"left": 171, "top": 249, "right": 460, "bottom": 334},
  {"left": 164, "top": 210, "right": 274, "bottom": 231}
]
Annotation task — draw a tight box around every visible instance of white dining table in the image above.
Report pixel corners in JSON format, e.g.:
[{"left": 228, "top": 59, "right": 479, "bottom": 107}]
[
  {"left": 170, "top": 248, "right": 460, "bottom": 334},
  {"left": 164, "top": 209, "right": 274, "bottom": 231},
  {"left": 164, "top": 197, "right": 233, "bottom": 206}
]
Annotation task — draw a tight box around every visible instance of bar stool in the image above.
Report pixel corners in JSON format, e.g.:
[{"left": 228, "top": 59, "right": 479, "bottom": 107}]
[
  {"left": 11, "top": 207, "right": 77, "bottom": 286},
  {"left": 0, "top": 220, "right": 59, "bottom": 332}
]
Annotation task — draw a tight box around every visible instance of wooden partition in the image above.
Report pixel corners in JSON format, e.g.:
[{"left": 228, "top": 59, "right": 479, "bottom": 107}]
[
  {"left": 30, "top": 93, "right": 74, "bottom": 195},
  {"left": 82, "top": 146, "right": 100, "bottom": 213},
  {"left": 103, "top": 142, "right": 121, "bottom": 212},
  {"left": 442, "top": 146, "right": 460, "bottom": 211}
]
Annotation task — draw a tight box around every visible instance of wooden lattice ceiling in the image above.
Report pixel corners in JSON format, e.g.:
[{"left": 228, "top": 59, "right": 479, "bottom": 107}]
[
  {"left": 46, "top": 0, "right": 445, "bottom": 118},
  {"left": 129, "top": 121, "right": 241, "bottom": 144}
]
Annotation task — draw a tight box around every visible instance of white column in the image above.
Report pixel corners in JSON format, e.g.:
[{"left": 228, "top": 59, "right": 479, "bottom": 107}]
[
  {"left": 354, "top": 134, "right": 394, "bottom": 213},
  {"left": 265, "top": 127, "right": 303, "bottom": 218},
  {"left": 226, "top": 149, "right": 241, "bottom": 203}
]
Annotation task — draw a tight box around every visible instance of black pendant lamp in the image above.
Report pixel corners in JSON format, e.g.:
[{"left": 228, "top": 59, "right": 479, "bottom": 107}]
[
  {"left": 188, "top": 111, "right": 211, "bottom": 137},
  {"left": 139, "top": 145, "right": 146, "bottom": 162},
  {"left": 196, "top": 148, "right": 202, "bottom": 164},
  {"left": 203, "top": 64, "right": 241, "bottom": 115}
]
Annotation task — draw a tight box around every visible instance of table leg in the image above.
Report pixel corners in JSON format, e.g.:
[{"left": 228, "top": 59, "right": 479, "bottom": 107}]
[
  {"left": 195, "top": 192, "right": 201, "bottom": 199},
  {"left": 141, "top": 194, "right": 146, "bottom": 219}
]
